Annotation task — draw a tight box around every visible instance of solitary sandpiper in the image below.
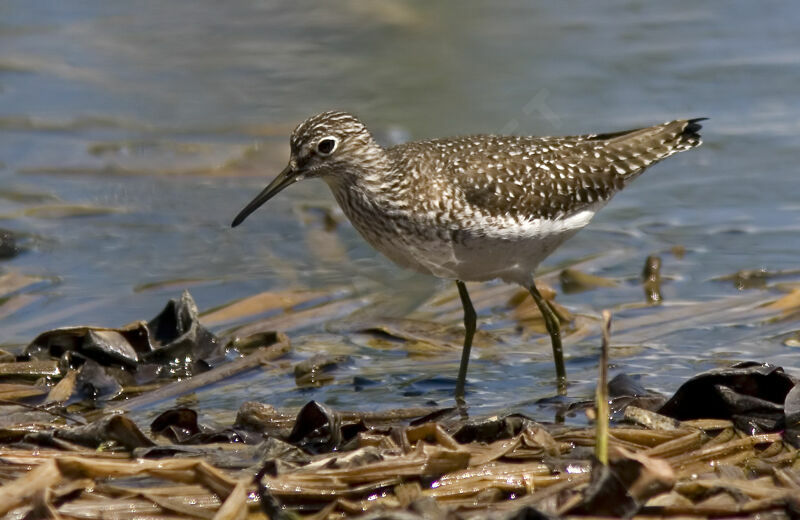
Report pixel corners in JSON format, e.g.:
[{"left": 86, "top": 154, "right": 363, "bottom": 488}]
[{"left": 232, "top": 111, "right": 704, "bottom": 403}]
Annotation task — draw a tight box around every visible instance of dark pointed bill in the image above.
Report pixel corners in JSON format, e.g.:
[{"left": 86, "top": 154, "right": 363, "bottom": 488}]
[{"left": 231, "top": 165, "right": 296, "bottom": 227}]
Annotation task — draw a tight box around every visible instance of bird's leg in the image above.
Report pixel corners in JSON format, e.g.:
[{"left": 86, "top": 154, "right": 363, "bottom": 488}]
[
  {"left": 528, "top": 282, "right": 567, "bottom": 395},
  {"left": 454, "top": 280, "right": 476, "bottom": 410}
]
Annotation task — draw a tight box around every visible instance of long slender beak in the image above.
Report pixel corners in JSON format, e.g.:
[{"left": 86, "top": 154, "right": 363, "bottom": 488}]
[{"left": 231, "top": 164, "right": 296, "bottom": 227}]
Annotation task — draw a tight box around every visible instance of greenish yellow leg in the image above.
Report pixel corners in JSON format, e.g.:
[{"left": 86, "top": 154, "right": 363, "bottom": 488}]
[
  {"left": 454, "top": 280, "right": 476, "bottom": 408},
  {"left": 528, "top": 282, "right": 567, "bottom": 395}
]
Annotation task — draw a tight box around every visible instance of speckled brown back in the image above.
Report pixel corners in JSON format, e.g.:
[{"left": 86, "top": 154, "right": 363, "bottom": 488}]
[{"left": 386, "top": 119, "right": 703, "bottom": 220}]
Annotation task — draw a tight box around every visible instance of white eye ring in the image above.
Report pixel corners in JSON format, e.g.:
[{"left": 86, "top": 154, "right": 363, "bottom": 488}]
[{"left": 316, "top": 136, "right": 338, "bottom": 156}]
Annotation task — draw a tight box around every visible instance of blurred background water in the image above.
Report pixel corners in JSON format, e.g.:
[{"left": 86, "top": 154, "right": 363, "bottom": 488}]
[{"left": 2, "top": 1, "right": 799, "bottom": 418}]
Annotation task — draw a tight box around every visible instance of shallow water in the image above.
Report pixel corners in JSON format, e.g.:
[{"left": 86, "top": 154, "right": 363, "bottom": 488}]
[{"left": 2, "top": 1, "right": 800, "bottom": 418}]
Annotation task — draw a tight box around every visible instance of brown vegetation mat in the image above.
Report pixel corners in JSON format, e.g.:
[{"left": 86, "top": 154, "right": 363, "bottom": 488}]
[
  {"left": 2, "top": 266, "right": 800, "bottom": 518},
  {"left": 0, "top": 399, "right": 799, "bottom": 519}
]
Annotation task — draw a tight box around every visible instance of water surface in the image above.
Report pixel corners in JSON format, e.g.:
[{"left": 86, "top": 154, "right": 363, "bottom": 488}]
[{"left": 2, "top": 1, "right": 799, "bottom": 418}]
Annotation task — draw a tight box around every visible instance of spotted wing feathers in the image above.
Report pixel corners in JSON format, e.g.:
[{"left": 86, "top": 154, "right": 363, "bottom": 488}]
[{"left": 398, "top": 119, "right": 704, "bottom": 221}]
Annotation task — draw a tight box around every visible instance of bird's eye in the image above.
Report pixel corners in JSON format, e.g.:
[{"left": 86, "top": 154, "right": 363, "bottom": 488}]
[{"left": 316, "top": 137, "right": 337, "bottom": 155}]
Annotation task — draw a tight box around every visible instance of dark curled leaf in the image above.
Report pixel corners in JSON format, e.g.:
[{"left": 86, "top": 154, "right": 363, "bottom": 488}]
[
  {"left": 191, "top": 427, "right": 263, "bottom": 444},
  {"left": 504, "top": 504, "right": 559, "bottom": 520},
  {"left": 75, "top": 360, "right": 123, "bottom": 402},
  {"left": 609, "top": 373, "right": 649, "bottom": 397},
  {"left": 288, "top": 400, "right": 342, "bottom": 452},
  {"left": 134, "top": 443, "right": 264, "bottom": 469},
  {"left": 287, "top": 400, "right": 365, "bottom": 453},
  {"left": 141, "top": 291, "right": 226, "bottom": 370},
  {"left": 783, "top": 384, "right": 800, "bottom": 447},
  {"left": 25, "top": 415, "right": 154, "bottom": 450},
  {"left": 255, "top": 437, "right": 311, "bottom": 468},
  {"left": 608, "top": 373, "right": 667, "bottom": 417},
  {"left": 133, "top": 446, "right": 193, "bottom": 459},
  {"left": 82, "top": 330, "right": 139, "bottom": 368},
  {"left": 22, "top": 327, "right": 89, "bottom": 360},
  {"left": 23, "top": 324, "right": 150, "bottom": 368},
  {"left": 255, "top": 461, "right": 293, "bottom": 520},
  {"left": 150, "top": 408, "right": 201, "bottom": 442},
  {"left": 407, "top": 407, "right": 459, "bottom": 427},
  {"left": 568, "top": 461, "right": 638, "bottom": 517},
  {"left": 452, "top": 414, "right": 535, "bottom": 444},
  {"left": 20, "top": 291, "right": 238, "bottom": 383},
  {"left": 565, "top": 374, "right": 667, "bottom": 421},
  {"left": 21, "top": 291, "right": 226, "bottom": 378},
  {"left": 150, "top": 407, "right": 262, "bottom": 445},
  {"left": 658, "top": 362, "right": 797, "bottom": 434},
  {"left": 0, "top": 228, "right": 22, "bottom": 259},
  {"left": 567, "top": 450, "right": 674, "bottom": 518}
]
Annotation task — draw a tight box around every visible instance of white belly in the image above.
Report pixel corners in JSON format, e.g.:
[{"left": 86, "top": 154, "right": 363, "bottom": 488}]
[{"left": 361, "top": 205, "right": 603, "bottom": 287}]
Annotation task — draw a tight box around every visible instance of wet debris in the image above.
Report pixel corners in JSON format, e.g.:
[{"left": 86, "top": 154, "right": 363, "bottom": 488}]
[
  {"left": 357, "top": 318, "right": 495, "bottom": 354},
  {"left": 142, "top": 290, "right": 227, "bottom": 371},
  {"left": 0, "top": 359, "right": 60, "bottom": 379},
  {"left": 227, "top": 330, "right": 285, "bottom": 354},
  {"left": 658, "top": 361, "right": 798, "bottom": 439},
  {"left": 670, "top": 245, "right": 686, "bottom": 259},
  {"left": 714, "top": 267, "right": 800, "bottom": 290},
  {"left": 453, "top": 414, "right": 539, "bottom": 444},
  {"left": 24, "top": 414, "right": 154, "bottom": 451},
  {"left": 0, "top": 382, "right": 48, "bottom": 400},
  {"left": 287, "top": 400, "right": 354, "bottom": 453},
  {"left": 0, "top": 291, "right": 294, "bottom": 414},
  {"left": 201, "top": 288, "right": 330, "bottom": 328},
  {"left": 508, "top": 287, "right": 573, "bottom": 335},
  {"left": 360, "top": 319, "right": 464, "bottom": 350},
  {"left": 298, "top": 203, "right": 342, "bottom": 232},
  {"left": 784, "top": 384, "right": 800, "bottom": 447},
  {"left": 1, "top": 369, "right": 800, "bottom": 518},
  {"left": 564, "top": 448, "right": 675, "bottom": 517},
  {"left": 0, "top": 348, "right": 14, "bottom": 363},
  {"left": 0, "top": 228, "right": 22, "bottom": 260},
  {"left": 150, "top": 407, "right": 262, "bottom": 445},
  {"left": 235, "top": 401, "right": 298, "bottom": 437},
  {"left": 22, "top": 290, "right": 223, "bottom": 376},
  {"left": 642, "top": 254, "right": 663, "bottom": 304},
  {"left": 623, "top": 406, "right": 682, "bottom": 431},
  {"left": 294, "top": 353, "right": 349, "bottom": 387},
  {"left": 73, "top": 359, "right": 124, "bottom": 402},
  {"left": 553, "top": 373, "right": 668, "bottom": 424},
  {"left": 607, "top": 373, "right": 668, "bottom": 418},
  {"left": 116, "top": 332, "right": 290, "bottom": 412},
  {"left": 558, "top": 268, "right": 617, "bottom": 294},
  {"left": 783, "top": 330, "right": 800, "bottom": 347},
  {"left": 21, "top": 203, "right": 122, "bottom": 219},
  {"left": 2, "top": 280, "right": 800, "bottom": 516},
  {"left": 150, "top": 407, "right": 203, "bottom": 443},
  {"left": 0, "top": 271, "right": 51, "bottom": 323},
  {"left": 15, "top": 291, "right": 253, "bottom": 405}
]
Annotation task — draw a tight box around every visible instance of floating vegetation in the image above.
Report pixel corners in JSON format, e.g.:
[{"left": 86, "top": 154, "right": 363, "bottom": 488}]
[
  {"left": 0, "top": 377, "right": 799, "bottom": 518},
  {"left": 642, "top": 254, "right": 663, "bottom": 304},
  {"left": 0, "top": 229, "right": 21, "bottom": 260},
  {"left": 19, "top": 203, "right": 122, "bottom": 219},
  {"left": 0, "top": 287, "right": 799, "bottom": 517},
  {"left": 714, "top": 268, "right": 800, "bottom": 291},
  {"left": 559, "top": 268, "right": 617, "bottom": 294}
]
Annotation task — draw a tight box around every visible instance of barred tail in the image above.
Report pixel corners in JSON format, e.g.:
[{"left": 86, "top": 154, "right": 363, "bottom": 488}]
[{"left": 595, "top": 117, "right": 706, "bottom": 179}]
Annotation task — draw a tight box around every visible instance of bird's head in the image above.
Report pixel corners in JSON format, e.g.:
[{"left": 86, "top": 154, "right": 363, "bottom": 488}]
[{"left": 232, "top": 111, "right": 382, "bottom": 227}]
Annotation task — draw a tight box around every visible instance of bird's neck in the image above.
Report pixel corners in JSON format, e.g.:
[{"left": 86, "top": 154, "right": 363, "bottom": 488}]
[{"left": 323, "top": 150, "right": 409, "bottom": 210}]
